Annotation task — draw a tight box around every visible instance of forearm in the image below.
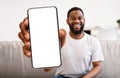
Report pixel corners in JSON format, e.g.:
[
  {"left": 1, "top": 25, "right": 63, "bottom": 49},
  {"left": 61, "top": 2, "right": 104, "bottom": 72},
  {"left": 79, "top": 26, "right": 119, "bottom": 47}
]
[{"left": 83, "top": 65, "right": 102, "bottom": 78}]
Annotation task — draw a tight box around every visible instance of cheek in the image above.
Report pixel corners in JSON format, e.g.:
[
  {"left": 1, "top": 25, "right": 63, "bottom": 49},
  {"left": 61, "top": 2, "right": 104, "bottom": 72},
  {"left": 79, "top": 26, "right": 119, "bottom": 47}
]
[
  {"left": 69, "top": 20, "right": 74, "bottom": 25},
  {"left": 67, "top": 19, "right": 73, "bottom": 24}
]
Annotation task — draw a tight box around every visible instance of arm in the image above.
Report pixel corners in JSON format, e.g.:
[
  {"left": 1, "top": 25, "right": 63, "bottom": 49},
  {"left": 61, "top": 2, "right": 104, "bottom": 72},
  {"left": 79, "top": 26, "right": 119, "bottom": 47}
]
[
  {"left": 83, "top": 61, "right": 102, "bottom": 78},
  {"left": 59, "top": 29, "right": 66, "bottom": 48}
]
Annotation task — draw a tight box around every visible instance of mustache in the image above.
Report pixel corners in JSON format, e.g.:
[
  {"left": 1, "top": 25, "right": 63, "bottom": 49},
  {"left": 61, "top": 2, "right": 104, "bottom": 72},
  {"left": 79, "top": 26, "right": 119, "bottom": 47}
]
[{"left": 69, "top": 24, "right": 84, "bottom": 35}]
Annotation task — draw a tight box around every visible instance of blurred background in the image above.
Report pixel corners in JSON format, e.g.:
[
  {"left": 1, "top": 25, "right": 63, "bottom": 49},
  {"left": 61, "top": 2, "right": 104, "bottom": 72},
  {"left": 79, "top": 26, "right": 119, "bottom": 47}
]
[{"left": 0, "top": 0, "right": 120, "bottom": 41}]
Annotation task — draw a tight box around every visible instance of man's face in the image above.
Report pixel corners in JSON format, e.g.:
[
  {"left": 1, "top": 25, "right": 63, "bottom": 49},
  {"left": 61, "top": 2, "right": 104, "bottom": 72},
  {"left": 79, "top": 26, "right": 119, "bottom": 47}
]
[{"left": 67, "top": 10, "right": 85, "bottom": 35}]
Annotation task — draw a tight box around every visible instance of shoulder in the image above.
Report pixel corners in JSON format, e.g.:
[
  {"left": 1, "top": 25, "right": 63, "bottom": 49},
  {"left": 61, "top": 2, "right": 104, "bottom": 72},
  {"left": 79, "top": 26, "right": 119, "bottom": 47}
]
[
  {"left": 85, "top": 33, "right": 99, "bottom": 42},
  {"left": 85, "top": 33, "right": 101, "bottom": 46},
  {"left": 59, "top": 29, "right": 66, "bottom": 40}
]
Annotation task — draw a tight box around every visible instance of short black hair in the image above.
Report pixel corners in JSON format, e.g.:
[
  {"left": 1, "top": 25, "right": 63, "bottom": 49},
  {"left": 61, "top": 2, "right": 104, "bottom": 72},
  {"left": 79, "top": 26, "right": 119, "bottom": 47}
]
[{"left": 67, "top": 7, "right": 84, "bottom": 18}]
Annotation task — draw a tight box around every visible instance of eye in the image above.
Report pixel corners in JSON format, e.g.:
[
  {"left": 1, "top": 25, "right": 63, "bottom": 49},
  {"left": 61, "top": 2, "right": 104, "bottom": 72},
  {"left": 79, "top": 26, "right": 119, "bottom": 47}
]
[
  {"left": 78, "top": 17, "right": 82, "bottom": 20},
  {"left": 71, "top": 17, "right": 76, "bottom": 20}
]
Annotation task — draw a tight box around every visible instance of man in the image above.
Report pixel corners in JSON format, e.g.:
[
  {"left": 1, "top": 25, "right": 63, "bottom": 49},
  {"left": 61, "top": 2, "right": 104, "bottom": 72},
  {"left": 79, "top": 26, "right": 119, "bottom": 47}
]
[{"left": 18, "top": 7, "right": 104, "bottom": 78}]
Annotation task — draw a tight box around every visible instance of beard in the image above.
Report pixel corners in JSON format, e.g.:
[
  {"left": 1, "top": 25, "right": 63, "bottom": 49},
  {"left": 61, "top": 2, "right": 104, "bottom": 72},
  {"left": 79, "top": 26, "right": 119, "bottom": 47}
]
[{"left": 69, "top": 24, "right": 84, "bottom": 35}]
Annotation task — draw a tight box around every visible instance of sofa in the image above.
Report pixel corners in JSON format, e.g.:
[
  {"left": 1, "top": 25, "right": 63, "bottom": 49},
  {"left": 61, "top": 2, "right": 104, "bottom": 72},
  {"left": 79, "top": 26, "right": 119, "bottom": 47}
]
[{"left": 0, "top": 40, "right": 120, "bottom": 78}]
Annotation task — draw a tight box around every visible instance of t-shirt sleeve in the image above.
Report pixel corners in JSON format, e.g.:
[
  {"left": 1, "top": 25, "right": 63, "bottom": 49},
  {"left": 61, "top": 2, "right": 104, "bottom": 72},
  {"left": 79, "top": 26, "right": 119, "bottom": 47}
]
[{"left": 91, "top": 39, "right": 104, "bottom": 62}]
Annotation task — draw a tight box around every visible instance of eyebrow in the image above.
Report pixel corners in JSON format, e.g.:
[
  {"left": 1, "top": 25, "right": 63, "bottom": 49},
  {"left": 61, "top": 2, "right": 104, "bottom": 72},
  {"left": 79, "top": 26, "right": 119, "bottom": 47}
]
[{"left": 70, "top": 15, "right": 83, "bottom": 18}]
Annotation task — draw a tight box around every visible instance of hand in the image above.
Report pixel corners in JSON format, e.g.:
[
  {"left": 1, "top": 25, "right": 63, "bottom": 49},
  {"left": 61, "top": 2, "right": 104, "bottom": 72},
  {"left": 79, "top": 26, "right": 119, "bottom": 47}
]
[
  {"left": 18, "top": 17, "right": 31, "bottom": 57},
  {"left": 82, "top": 76, "right": 90, "bottom": 78},
  {"left": 82, "top": 75, "right": 91, "bottom": 78}
]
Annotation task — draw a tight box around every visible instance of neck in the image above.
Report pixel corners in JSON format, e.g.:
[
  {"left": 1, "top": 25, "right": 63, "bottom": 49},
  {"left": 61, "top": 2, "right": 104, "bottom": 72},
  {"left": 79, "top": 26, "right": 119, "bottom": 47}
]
[{"left": 69, "top": 31, "right": 84, "bottom": 39}]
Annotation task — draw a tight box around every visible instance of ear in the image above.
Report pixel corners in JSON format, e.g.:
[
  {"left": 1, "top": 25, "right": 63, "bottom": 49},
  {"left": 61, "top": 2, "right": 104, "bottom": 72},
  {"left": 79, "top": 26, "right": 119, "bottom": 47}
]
[
  {"left": 83, "top": 18, "right": 85, "bottom": 23},
  {"left": 66, "top": 19, "right": 69, "bottom": 25}
]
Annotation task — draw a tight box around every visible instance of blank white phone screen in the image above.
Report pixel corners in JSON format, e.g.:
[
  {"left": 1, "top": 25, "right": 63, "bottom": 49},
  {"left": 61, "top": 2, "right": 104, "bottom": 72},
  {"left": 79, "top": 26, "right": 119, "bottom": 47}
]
[{"left": 28, "top": 6, "right": 61, "bottom": 68}]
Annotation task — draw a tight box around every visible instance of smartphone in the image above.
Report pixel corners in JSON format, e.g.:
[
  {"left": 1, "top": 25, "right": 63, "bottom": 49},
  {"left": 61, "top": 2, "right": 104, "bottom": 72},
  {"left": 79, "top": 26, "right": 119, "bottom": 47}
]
[{"left": 27, "top": 6, "right": 61, "bottom": 68}]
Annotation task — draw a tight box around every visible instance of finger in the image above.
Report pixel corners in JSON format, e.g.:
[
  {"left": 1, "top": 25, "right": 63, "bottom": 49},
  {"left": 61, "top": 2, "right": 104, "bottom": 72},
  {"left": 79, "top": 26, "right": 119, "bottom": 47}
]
[
  {"left": 18, "top": 32, "right": 25, "bottom": 43},
  {"left": 25, "top": 41, "right": 31, "bottom": 50},
  {"left": 19, "top": 18, "right": 30, "bottom": 41},
  {"left": 19, "top": 22, "right": 30, "bottom": 41},
  {"left": 23, "top": 46, "right": 31, "bottom": 57},
  {"left": 19, "top": 18, "right": 29, "bottom": 32},
  {"left": 23, "top": 17, "right": 29, "bottom": 31},
  {"left": 24, "top": 31, "right": 30, "bottom": 41},
  {"left": 19, "top": 22, "right": 26, "bottom": 32}
]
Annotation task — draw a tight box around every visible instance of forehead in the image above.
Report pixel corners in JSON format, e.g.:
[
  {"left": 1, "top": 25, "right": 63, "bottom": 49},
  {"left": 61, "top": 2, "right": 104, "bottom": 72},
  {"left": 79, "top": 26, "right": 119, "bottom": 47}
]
[{"left": 69, "top": 10, "right": 83, "bottom": 17}]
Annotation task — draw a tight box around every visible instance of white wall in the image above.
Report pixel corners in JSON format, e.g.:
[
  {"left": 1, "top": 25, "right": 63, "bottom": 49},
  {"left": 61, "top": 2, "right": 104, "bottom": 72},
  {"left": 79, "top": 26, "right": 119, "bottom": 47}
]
[{"left": 0, "top": 0, "right": 120, "bottom": 41}]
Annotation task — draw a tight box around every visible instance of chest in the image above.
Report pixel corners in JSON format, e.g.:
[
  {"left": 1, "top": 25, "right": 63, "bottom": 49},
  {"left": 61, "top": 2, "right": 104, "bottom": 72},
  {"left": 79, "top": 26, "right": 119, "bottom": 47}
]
[{"left": 61, "top": 39, "right": 92, "bottom": 61}]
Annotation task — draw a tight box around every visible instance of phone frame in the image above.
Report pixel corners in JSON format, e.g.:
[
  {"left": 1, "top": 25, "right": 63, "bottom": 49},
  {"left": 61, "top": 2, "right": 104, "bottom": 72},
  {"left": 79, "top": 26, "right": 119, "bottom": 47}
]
[{"left": 27, "top": 6, "right": 62, "bottom": 69}]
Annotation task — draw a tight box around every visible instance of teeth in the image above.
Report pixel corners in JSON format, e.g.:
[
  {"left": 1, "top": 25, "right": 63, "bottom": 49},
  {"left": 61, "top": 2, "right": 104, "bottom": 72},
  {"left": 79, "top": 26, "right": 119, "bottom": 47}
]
[{"left": 74, "top": 24, "right": 80, "bottom": 26}]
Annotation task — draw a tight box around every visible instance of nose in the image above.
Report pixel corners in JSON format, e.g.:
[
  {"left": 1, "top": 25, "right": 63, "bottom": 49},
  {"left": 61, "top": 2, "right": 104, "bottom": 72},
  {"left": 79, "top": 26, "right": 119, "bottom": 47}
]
[{"left": 74, "top": 18, "right": 80, "bottom": 24}]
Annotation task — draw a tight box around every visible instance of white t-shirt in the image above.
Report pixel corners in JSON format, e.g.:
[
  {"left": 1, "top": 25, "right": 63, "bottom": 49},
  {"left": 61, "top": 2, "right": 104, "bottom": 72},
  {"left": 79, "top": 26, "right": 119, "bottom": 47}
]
[{"left": 55, "top": 32, "right": 104, "bottom": 77}]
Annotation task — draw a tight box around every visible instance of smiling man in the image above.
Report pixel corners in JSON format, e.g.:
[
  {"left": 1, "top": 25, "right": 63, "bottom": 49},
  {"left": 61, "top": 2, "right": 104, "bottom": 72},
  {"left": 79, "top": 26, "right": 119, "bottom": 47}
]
[{"left": 18, "top": 7, "right": 104, "bottom": 78}]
